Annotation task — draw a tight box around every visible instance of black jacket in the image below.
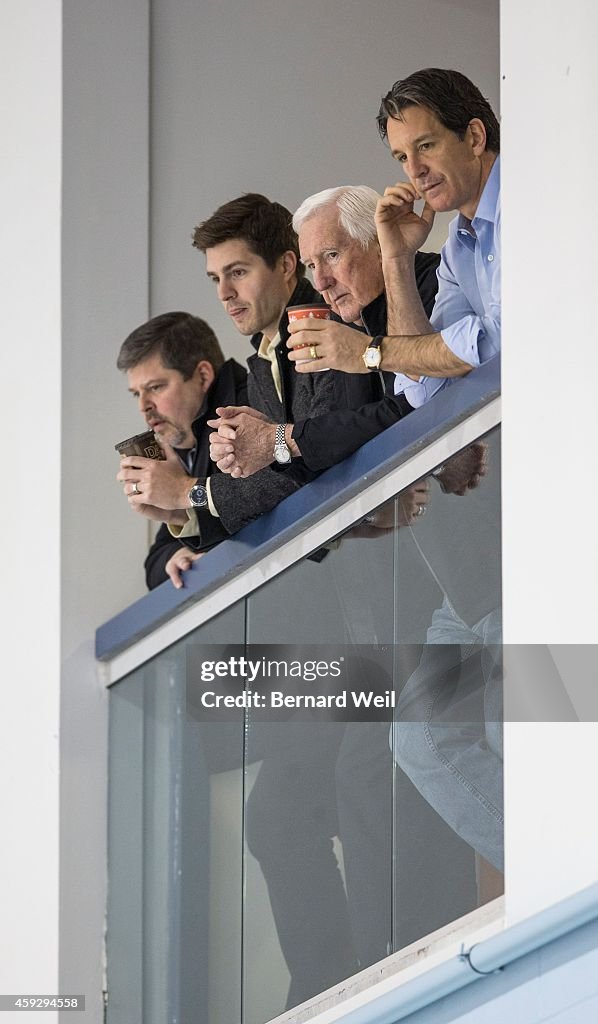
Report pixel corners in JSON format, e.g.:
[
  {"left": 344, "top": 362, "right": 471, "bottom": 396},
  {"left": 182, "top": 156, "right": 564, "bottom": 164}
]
[
  {"left": 144, "top": 358, "right": 248, "bottom": 589},
  {"left": 184, "top": 277, "right": 338, "bottom": 552},
  {"left": 292, "top": 250, "right": 440, "bottom": 472}
]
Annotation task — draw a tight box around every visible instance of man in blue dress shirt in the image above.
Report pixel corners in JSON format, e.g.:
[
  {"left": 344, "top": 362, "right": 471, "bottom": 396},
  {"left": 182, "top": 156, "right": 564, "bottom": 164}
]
[
  {"left": 374, "top": 69, "right": 503, "bottom": 888},
  {"left": 285, "top": 68, "right": 504, "bottom": 888},
  {"left": 286, "top": 67, "right": 500, "bottom": 399}
]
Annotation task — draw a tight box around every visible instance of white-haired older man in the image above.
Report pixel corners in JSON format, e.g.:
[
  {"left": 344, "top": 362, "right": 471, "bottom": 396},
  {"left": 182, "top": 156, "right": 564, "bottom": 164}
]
[
  {"left": 292, "top": 186, "right": 438, "bottom": 446},
  {"left": 293, "top": 185, "right": 438, "bottom": 327}
]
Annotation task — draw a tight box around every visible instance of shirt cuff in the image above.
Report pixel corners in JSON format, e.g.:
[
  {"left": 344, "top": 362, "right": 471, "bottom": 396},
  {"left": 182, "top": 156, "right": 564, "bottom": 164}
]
[
  {"left": 168, "top": 509, "right": 199, "bottom": 539},
  {"left": 206, "top": 478, "right": 220, "bottom": 518},
  {"left": 439, "top": 320, "right": 482, "bottom": 367}
]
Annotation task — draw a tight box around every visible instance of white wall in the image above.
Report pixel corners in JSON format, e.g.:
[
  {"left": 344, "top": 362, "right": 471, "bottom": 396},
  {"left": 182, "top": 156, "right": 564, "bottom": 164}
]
[
  {"left": 501, "top": 0, "right": 598, "bottom": 920},
  {"left": 0, "top": 2, "right": 62, "bottom": 1019}
]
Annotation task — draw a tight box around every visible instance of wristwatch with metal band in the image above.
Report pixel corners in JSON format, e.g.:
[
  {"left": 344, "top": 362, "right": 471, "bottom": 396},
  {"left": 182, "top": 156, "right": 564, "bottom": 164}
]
[
  {"left": 362, "top": 335, "right": 384, "bottom": 371},
  {"left": 273, "top": 423, "right": 292, "bottom": 464}
]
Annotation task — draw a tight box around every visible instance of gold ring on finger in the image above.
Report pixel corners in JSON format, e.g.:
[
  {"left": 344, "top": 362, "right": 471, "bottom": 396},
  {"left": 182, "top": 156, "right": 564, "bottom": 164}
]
[{"left": 309, "top": 345, "right": 318, "bottom": 360}]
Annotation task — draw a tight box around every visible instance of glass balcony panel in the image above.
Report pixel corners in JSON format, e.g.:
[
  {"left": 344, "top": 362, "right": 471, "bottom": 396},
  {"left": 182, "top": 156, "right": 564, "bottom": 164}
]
[
  {"left": 107, "top": 603, "right": 245, "bottom": 1024},
  {"left": 105, "top": 410, "right": 503, "bottom": 1023},
  {"left": 239, "top": 429, "right": 502, "bottom": 1021}
]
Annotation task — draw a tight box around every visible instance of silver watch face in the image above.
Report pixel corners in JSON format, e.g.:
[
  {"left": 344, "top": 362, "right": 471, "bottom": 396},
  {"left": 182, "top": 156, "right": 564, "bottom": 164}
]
[
  {"left": 188, "top": 483, "right": 208, "bottom": 507},
  {"left": 273, "top": 445, "right": 292, "bottom": 465}
]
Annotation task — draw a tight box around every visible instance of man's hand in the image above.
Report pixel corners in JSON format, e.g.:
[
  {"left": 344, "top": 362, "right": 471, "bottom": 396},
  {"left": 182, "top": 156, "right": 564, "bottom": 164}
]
[
  {"left": 287, "top": 319, "right": 369, "bottom": 374},
  {"left": 364, "top": 480, "right": 430, "bottom": 529},
  {"left": 398, "top": 479, "right": 430, "bottom": 525},
  {"left": 165, "top": 546, "right": 204, "bottom": 589},
  {"left": 346, "top": 481, "right": 430, "bottom": 539},
  {"left": 208, "top": 405, "right": 270, "bottom": 466},
  {"left": 434, "top": 442, "right": 488, "bottom": 496},
  {"left": 207, "top": 407, "right": 279, "bottom": 478},
  {"left": 375, "top": 183, "right": 435, "bottom": 261},
  {"left": 117, "top": 444, "right": 193, "bottom": 510}
]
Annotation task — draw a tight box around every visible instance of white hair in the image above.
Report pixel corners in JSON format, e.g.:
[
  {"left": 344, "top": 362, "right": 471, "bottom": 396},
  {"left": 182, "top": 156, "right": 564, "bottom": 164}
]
[{"left": 293, "top": 186, "right": 381, "bottom": 250}]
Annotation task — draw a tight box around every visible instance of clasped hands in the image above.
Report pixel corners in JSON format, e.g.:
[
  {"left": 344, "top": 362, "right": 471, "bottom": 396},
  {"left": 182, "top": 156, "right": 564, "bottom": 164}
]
[
  {"left": 209, "top": 398, "right": 489, "bottom": 500},
  {"left": 208, "top": 406, "right": 278, "bottom": 479}
]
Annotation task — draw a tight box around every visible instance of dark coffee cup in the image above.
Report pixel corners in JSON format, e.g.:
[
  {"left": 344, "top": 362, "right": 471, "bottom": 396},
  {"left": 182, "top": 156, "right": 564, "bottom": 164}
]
[{"left": 115, "top": 430, "right": 165, "bottom": 460}]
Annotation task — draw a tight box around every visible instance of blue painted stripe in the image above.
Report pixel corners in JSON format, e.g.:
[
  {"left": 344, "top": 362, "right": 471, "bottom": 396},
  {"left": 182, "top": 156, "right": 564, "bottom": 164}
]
[{"left": 96, "top": 358, "right": 500, "bottom": 660}]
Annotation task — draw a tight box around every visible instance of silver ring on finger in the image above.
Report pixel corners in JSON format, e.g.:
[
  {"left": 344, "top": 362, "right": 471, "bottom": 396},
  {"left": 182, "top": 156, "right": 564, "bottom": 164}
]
[
  {"left": 415, "top": 503, "right": 426, "bottom": 517},
  {"left": 131, "top": 482, "right": 140, "bottom": 495}
]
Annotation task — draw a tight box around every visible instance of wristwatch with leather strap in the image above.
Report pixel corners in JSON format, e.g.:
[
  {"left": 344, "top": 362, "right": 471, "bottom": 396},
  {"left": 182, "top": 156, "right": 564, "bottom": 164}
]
[{"left": 362, "top": 335, "right": 384, "bottom": 371}]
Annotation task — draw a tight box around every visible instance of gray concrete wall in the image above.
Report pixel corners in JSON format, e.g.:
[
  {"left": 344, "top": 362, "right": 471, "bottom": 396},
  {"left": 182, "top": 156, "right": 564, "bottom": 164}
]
[
  {"left": 60, "top": 2, "right": 150, "bottom": 1019},
  {"left": 150, "top": 0, "right": 500, "bottom": 362}
]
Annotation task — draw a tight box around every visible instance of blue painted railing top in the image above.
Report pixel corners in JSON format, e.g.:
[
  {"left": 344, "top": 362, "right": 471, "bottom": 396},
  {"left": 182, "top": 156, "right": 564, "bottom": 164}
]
[{"left": 96, "top": 358, "right": 500, "bottom": 661}]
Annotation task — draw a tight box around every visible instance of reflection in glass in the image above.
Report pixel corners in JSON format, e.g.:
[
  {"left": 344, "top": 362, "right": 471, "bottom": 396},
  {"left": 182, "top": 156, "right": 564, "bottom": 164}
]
[
  {"left": 392, "top": 432, "right": 504, "bottom": 938},
  {"left": 244, "top": 535, "right": 396, "bottom": 1021}
]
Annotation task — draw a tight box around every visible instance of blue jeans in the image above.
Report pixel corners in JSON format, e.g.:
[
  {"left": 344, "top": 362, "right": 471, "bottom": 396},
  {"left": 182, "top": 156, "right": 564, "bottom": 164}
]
[{"left": 392, "top": 599, "right": 504, "bottom": 871}]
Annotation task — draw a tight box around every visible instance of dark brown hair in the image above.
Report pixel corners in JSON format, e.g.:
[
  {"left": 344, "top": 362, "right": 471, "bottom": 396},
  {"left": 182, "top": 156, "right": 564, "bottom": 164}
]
[
  {"left": 192, "top": 193, "right": 304, "bottom": 277},
  {"left": 378, "top": 68, "right": 500, "bottom": 154},
  {"left": 117, "top": 311, "right": 224, "bottom": 378}
]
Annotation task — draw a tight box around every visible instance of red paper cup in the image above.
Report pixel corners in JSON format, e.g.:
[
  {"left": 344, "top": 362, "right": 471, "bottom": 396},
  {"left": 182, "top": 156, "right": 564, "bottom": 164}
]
[
  {"left": 287, "top": 303, "right": 331, "bottom": 323},
  {"left": 287, "top": 304, "right": 331, "bottom": 367}
]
